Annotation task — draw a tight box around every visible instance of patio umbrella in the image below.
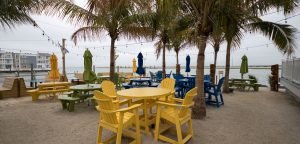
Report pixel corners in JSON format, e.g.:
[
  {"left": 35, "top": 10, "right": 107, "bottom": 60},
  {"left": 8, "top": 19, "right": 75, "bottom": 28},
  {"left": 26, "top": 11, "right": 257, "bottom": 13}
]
[
  {"left": 240, "top": 55, "right": 248, "bottom": 79},
  {"left": 136, "top": 52, "right": 145, "bottom": 76},
  {"left": 185, "top": 55, "right": 191, "bottom": 76},
  {"left": 83, "top": 49, "right": 96, "bottom": 84},
  {"left": 132, "top": 58, "right": 137, "bottom": 73},
  {"left": 48, "top": 54, "right": 60, "bottom": 81}
]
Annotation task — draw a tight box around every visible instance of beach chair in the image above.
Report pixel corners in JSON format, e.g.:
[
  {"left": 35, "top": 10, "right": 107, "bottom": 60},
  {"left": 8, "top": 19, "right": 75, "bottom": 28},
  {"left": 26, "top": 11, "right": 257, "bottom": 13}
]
[
  {"left": 204, "top": 74, "right": 211, "bottom": 81},
  {"left": 206, "top": 77, "right": 225, "bottom": 107},
  {"left": 149, "top": 71, "right": 157, "bottom": 82},
  {"left": 155, "top": 88, "right": 197, "bottom": 144},
  {"left": 165, "top": 71, "right": 172, "bottom": 78},
  {"left": 156, "top": 71, "right": 163, "bottom": 82},
  {"left": 93, "top": 91, "right": 141, "bottom": 144},
  {"left": 101, "top": 80, "right": 130, "bottom": 108},
  {"left": 158, "top": 78, "right": 176, "bottom": 102}
]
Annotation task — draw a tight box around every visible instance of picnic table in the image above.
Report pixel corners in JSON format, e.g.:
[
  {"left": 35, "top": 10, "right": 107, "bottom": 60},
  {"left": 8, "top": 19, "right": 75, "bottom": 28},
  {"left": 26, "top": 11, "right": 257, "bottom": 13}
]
[
  {"left": 123, "top": 77, "right": 159, "bottom": 89},
  {"left": 70, "top": 84, "right": 101, "bottom": 98},
  {"left": 117, "top": 87, "right": 171, "bottom": 135},
  {"left": 58, "top": 84, "right": 101, "bottom": 112},
  {"left": 229, "top": 78, "right": 260, "bottom": 91}
]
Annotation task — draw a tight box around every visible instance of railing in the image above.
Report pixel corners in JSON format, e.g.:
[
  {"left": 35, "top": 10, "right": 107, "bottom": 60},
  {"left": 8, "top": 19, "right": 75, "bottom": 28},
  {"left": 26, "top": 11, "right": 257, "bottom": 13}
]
[{"left": 282, "top": 58, "right": 300, "bottom": 85}]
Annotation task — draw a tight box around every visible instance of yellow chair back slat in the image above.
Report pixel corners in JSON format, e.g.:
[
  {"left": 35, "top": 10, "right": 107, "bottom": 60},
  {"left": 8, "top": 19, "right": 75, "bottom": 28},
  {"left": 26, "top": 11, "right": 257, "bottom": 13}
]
[
  {"left": 94, "top": 90, "right": 118, "bottom": 124},
  {"left": 179, "top": 87, "right": 197, "bottom": 117},
  {"left": 160, "top": 78, "right": 175, "bottom": 91},
  {"left": 101, "top": 80, "right": 117, "bottom": 97}
]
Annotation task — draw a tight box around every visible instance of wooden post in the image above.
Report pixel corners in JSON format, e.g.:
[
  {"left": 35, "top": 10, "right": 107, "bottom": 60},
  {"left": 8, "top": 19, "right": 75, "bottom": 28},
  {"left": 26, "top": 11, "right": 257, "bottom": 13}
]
[
  {"left": 60, "top": 38, "right": 68, "bottom": 82},
  {"left": 271, "top": 64, "right": 279, "bottom": 91}
]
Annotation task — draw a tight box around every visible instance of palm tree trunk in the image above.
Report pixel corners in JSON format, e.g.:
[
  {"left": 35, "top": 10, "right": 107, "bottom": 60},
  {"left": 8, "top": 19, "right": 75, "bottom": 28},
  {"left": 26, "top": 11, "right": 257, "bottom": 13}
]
[
  {"left": 162, "top": 42, "right": 166, "bottom": 78},
  {"left": 109, "top": 38, "right": 116, "bottom": 81},
  {"left": 176, "top": 51, "right": 180, "bottom": 74},
  {"left": 223, "top": 39, "right": 232, "bottom": 93},
  {"left": 176, "top": 51, "right": 179, "bottom": 65},
  {"left": 213, "top": 45, "right": 219, "bottom": 85},
  {"left": 213, "top": 50, "right": 218, "bottom": 72},
  {"left": 192, "top": 36, "right": 207, "bottom": 119}
]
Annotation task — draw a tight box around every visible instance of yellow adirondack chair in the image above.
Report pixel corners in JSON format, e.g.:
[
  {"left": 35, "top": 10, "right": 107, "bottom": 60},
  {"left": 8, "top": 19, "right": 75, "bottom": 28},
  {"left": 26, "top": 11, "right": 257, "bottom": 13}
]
[
  {"left": 93, "top": 90, "right": 141, "bottom": 144},
  {"left": 158, "top": 78, "right": 176, "bottom": 101},
  {"left": 154, "top": 87, "right": 197, "bottom": 144},
  {"left": 101, "top": 80, "right": 130, "bottom": 108}
]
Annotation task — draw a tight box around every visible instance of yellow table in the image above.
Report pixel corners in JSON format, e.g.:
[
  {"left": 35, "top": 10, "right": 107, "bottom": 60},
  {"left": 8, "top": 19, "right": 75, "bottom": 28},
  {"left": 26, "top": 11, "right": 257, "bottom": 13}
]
[{"left": 117, "top": 87, "right": 171, "bottom": 135}]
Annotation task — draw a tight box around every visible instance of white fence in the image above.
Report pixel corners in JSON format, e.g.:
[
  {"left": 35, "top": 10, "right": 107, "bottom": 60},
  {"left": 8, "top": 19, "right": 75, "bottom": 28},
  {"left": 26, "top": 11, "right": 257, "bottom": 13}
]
[{"left": 282, "top": 58, "right": 300, "bottom": 85}]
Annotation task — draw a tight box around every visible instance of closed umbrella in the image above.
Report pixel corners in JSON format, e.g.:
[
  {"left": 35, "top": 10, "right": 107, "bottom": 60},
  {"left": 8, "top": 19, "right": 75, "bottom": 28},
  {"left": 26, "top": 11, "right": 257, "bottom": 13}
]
[
  {"left": 240, "top": 55, "right": 248, "bottom": 79},
  {"left": 136, "top": 52, "right": 145, "bottom": 76},
  {"left": 132, "top": 58, "right": 137, "bottom": 73},
  {"left": 48, "top": 54, "right": 60, "bottom": 81},
  {"left": 83, "top": 49, "right": 96, "bottom": 84},
  {"left": 185, "top": 55, "right": 191, "bottom": 76}
]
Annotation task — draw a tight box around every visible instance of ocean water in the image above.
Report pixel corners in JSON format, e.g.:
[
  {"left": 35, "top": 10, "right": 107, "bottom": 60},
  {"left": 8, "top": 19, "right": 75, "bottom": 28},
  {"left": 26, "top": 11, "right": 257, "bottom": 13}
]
[{"left": 0, "top": 67, "right": 278, "bottom": 86}]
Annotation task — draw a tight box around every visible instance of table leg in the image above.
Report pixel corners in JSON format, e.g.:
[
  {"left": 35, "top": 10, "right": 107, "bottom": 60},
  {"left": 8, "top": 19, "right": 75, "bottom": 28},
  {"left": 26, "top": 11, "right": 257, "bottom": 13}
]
[
  {"left": 68, "top": 101, "right": 75, "bottom": 112},
  {"left": 143, "top": 99, "right": 150, "bottom": 135},
  {"left": 60, "top": 100, "right": 67, "bottom": 110}
]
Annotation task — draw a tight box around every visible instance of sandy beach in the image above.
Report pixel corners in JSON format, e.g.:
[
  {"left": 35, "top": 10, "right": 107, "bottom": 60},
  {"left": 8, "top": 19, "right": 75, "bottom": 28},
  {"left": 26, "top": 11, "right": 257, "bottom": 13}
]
[{"left": 0, "top": 88, "right": 300, "bottom": 144}]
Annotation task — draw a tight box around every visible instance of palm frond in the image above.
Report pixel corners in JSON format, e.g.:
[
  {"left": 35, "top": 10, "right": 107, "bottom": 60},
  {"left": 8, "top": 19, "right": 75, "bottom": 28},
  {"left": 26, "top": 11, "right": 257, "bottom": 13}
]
[
  {"left": 246, "top": 21, "right": 297, "bottom": 56},
  {"left": 71, "top": 26, "right": 105, "bottom": 45},
  {"left": 42, "top": 0, "right": 97, "bottom": 26}
]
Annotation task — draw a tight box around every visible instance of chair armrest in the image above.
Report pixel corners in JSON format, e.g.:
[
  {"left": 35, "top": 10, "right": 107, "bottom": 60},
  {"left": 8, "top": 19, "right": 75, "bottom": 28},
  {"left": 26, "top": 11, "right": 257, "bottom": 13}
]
[
  {"left": 96, "top": 104, "right": 141, "bottom": 113},
  {"left": 172, "top": 98, "right": 184, "bottom": 103},
  {"left": 116, "top": 104, "right": 142, "bottom": 112},
  {"left": 156, "top": 101, "right": 194, "bottom": 108}
]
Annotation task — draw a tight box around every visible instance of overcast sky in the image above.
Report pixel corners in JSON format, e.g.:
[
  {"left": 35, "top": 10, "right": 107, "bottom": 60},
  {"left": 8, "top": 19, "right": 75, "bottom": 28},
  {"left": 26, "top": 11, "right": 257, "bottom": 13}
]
[{"left": 0, "top": 1, "right": 299, "bottom": 68}]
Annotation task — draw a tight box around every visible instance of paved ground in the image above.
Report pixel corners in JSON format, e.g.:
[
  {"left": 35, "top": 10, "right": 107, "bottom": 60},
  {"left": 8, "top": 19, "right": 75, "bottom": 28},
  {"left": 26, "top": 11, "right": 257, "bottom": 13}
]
[{"left": 0, "top": 88, "right": 300, "bottom": 144}]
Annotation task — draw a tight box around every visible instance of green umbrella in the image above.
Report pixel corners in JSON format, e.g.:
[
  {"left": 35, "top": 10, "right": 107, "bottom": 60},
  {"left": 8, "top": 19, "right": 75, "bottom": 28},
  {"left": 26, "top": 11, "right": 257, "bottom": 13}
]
[
  {"left": 83, "top": 49, "right": 96, "bottom": 83},
  {"left": 240, "top": 55, "right": 248, "bottom": 79}
]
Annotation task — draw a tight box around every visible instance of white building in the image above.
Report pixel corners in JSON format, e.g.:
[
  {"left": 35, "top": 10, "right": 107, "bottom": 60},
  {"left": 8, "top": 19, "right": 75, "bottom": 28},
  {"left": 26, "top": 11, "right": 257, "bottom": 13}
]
[
  {"left": 14, "top": 53, "right": 37, "bottom": 70},
  {"left": 36, "top": 53, "right": 50, "bottom": 69},
  {"left": 0, "top": 50, "right": 14, "bottom": 70},
  {"left": 0, "top": 50, "right": 50, "bottom": 71}
]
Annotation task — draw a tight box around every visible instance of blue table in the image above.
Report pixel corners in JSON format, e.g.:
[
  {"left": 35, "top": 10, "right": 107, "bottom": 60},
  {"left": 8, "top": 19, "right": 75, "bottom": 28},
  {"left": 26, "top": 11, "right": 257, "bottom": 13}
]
[{"left": 123, "top": 77, "right": 159, "bottom": 89}]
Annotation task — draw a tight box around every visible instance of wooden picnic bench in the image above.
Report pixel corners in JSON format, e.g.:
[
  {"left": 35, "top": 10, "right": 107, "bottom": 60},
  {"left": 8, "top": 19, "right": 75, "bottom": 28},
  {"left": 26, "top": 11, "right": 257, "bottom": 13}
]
[
  {"left": 27, "top": 82, "right": 71, "bottom": 101},
  {"left": 229, "top": 78, "right": 260, "bottom": 91},
  {"left": 0, "top": 77, "right": 33, "bottom": 99}
]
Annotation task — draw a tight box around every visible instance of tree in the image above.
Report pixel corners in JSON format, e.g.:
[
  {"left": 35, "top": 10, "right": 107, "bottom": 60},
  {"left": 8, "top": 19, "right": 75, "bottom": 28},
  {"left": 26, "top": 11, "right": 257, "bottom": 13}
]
[
  {"left": 179, "top": 0, "right": 297, "bottom": 119},
  {"left": 222, "top": 1, "right": 298, "bottom": 93},
  {"left": 0, "top": 0, "right": 40, "bottom": 29},
  {"left": 169, "top": 30, "right": 188, "bottom": 74},
  {"left": 42, "top": 0, "right": 152, "bottom": 80},
  {"left": 149, "top": 0, "right": 181, "bottom": 78},
  {"left": 179, "top": 0, "right": 242, "bottom": 119}
]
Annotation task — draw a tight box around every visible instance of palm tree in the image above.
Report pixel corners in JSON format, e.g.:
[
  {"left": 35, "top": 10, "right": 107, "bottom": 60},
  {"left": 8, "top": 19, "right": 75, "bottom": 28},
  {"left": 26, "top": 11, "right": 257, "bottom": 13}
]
[
  {"left": 0, "top": 0, "right": 40, "bottom": 29},
  {"left": 168, "top": 30, "right": 188, "bottom": 74},
  {"left": 222, "top": 1, "right": 298, "bottom": 93},
  {"left": 179, "top": 0, "right": 297, "bottom": 119},
  {"left": 179, "top": 0, "right": 242, "bottom": 119},
  {"left": 42, "top": 0, "right": 152, "bottom": 80},
  {"left": 150, "top": 0, "right": 181, "bottom": 78},
  {"left": 209, "top": 32, "right": 225, "bottom": 84}
]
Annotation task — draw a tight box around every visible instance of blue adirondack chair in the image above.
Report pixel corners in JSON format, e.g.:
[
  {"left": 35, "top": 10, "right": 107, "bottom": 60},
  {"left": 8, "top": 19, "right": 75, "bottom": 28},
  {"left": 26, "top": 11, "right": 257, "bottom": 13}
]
[
  {"left": 165, "top": 71, "right": 172, "bottom": 78},
  {"left": 172, "top": 73, "right": 186, "bottom": 98},
  {"left": 206, "top": 77, "right": 225, "bottom": 107},
  {"left": 204, "top": 74, "right": 211, "bottom": 81},
  {"left": 150, "top": 71, "right": 157, "bottom": 82},
  {"left": 156, "top": 71, "right": 163, "bottom": 82}
]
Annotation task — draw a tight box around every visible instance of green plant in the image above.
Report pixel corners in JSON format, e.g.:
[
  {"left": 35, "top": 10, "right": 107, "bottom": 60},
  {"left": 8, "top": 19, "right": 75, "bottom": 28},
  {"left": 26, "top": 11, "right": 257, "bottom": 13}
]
[{"left": 248, "top": 74, "right": 258, "bottom": 84}]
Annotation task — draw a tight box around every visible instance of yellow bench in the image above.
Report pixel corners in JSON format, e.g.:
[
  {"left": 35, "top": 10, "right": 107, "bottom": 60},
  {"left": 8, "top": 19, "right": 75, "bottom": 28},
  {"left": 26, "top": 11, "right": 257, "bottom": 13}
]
[{"left": 27, "top": 82, "right": 71, "bottom": 101}]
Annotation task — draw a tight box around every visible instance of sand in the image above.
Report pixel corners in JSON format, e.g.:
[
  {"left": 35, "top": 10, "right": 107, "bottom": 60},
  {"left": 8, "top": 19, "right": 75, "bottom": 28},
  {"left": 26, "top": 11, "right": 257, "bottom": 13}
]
[{"left": 0, "top": 88, "right": 300, "bottom": 144}]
